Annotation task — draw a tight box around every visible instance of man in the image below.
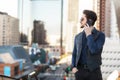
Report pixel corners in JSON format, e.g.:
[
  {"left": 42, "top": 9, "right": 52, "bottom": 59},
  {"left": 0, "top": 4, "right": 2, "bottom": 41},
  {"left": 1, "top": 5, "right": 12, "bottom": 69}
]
[{"left": 71, "top": 10, "right": 105, "bottom": 80}]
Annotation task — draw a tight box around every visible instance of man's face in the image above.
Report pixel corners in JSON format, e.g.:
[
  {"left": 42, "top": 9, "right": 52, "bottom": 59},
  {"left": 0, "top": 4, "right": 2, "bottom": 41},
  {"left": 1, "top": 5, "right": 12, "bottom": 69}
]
[{"left": 80, "top": 14, "right": 87, "bottom": 28}]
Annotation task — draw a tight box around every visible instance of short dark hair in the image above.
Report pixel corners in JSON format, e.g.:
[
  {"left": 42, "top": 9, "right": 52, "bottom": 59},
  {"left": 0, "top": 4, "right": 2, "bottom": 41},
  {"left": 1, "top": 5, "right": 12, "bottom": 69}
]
[{"left": 83, "top": 10, "right": 97, "bottom": 25}]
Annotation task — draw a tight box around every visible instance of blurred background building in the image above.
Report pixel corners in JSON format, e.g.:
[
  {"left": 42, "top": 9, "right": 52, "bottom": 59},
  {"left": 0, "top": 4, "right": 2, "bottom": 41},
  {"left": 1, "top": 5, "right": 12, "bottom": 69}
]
[
  {"left": 64, "top": 0, "right": 79, "bottom": 53},
  {"left": 0, "top": 12, "right": 19, "bottom": 46},
  {"left": 32, "top": 20, "right": 48, "bottom": 45}
]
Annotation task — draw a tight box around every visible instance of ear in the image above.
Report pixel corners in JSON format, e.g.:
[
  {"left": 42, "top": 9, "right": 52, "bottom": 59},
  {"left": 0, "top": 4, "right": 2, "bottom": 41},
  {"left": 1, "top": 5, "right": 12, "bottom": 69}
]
[
  {"left": 87, "top": 19, "right": 93, "bottom": 26},
  {"left": 88, "top": 19, "right": 93, "bottom": 23}
]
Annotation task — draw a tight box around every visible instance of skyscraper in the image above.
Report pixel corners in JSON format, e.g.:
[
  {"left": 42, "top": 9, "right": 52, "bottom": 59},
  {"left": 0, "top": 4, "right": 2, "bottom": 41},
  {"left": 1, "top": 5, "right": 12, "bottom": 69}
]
[
  {"left": 0, "top": 12, "right": 19, "bottom": 46},
  {"left": 99, "top": 0, "right": 106, "bottom": 32},
  {"left": 105, "top": 0, "right": 111, "bottom": 37},
  {"left": 32, "top": 20, "right": 48, "bottom": 45}
]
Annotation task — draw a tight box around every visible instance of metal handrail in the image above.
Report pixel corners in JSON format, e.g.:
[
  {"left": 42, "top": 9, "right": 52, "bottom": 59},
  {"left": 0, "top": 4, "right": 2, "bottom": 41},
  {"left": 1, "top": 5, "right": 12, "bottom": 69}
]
[{"left": 0, "top": 74, "right": 16, "bottom": 80}]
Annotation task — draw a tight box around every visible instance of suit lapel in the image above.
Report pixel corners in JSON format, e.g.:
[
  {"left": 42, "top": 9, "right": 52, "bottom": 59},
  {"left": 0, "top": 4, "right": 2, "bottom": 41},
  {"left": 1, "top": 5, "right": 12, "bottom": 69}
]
[{"left": 75, "top": 31, "right": 84, "bottom": 65}]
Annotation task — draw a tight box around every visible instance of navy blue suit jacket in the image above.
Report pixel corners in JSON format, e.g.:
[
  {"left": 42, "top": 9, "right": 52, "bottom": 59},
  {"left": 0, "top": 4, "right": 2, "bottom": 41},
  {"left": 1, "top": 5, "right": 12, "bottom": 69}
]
[{"left": 72, "top": 27, "right": 105, "bottom": 71}]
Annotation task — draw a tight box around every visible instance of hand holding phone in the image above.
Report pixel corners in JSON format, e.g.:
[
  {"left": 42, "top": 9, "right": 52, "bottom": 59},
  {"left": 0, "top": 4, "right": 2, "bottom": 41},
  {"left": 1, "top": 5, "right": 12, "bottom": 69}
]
[{"left": 84, "top": 19, "right": 93, "bottom": 36}]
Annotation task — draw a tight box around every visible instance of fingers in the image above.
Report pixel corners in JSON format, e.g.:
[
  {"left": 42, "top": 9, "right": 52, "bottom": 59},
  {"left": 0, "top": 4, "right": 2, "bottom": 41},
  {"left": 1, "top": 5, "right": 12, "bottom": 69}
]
[
  {"left": 86, "top": 23, "right": 89, "bottom": 27},
  {"left": 72, "top": 67, "right": 78, "bottom": 73},
  {"left": 84, "top": 26, "right": 92, "bottom": 36}
]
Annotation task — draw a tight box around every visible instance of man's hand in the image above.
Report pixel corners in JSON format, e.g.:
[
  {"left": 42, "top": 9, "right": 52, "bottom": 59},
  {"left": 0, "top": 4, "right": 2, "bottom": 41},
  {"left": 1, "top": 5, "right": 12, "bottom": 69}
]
[
  {"left": 84, "top": 26, "right": 93, "bottom": 37},
  {"left": 72, "top": 67, "right": 78, "bottom": 73}
]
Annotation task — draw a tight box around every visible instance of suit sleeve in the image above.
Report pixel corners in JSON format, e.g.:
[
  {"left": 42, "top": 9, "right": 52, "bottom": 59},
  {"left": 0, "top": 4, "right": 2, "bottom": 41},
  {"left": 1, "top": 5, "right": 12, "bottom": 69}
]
[
  {"left": 86, "top": 32, "right": 105, "bottom": 54},
  {"left": 72, "top": 36, "right": 77, "bottom": 68}
]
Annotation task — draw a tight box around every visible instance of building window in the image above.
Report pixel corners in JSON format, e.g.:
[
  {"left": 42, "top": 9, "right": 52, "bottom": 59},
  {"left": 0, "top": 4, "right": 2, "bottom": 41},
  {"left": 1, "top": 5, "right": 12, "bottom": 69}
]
[
  {"left": 2, "top": 41, "right": 5, "bottom": 45},
  {"left": 3, "top": 30, "right": 5, "bottom": 33},
  {"left": 3, "top": 25, "right": 5, "bottom": 27},
  {"left": 57, "top": 49, "right": 59, "bottom": 52},
  {"left": 53, "top": 49, "right": 55, "bottom": 52}
]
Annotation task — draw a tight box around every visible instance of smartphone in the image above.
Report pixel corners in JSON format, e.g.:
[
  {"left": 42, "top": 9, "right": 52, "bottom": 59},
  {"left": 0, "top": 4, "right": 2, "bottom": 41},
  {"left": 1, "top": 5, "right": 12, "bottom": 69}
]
[{"left": 86, "top": 19, "right": 93, "bottom": 27}]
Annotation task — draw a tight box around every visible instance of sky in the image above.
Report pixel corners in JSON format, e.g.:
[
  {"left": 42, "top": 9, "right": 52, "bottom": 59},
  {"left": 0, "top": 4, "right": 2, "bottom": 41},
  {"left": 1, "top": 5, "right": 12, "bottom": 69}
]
[
  {"left": 31, "top": 0, "right": 61, "bottom": 35},
  {"left": 0, "top": 0, "right": 18, "bottom": 18},
  {"left": 79, "top": 0, "right": 93, "bottom": 19}
]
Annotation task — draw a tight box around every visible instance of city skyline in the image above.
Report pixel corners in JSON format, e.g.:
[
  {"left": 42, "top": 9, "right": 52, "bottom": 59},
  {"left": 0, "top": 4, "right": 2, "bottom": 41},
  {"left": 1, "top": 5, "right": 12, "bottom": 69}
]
[
  {"left": 0, "top": 0, "right": 93, "bottom": 35},
  {"left": 0, "top": 0, "right": 61, "bottom": 35},
  {"left": 0, "top": 0, "right": 94, "bottom": 46}
]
